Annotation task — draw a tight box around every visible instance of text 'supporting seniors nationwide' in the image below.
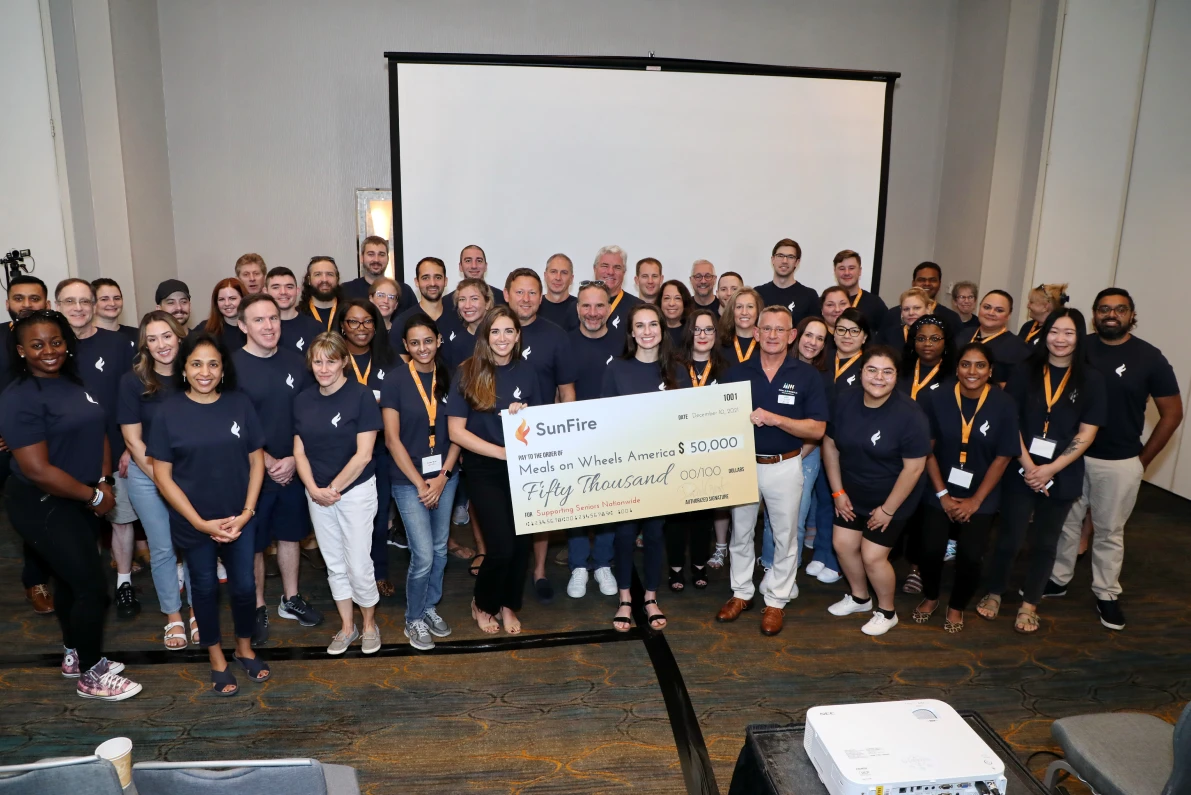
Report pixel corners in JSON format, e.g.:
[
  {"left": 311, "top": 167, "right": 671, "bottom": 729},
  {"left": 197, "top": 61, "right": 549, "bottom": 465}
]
[{"left": 502, "top": 383, "right": 759, "bottom": 534}]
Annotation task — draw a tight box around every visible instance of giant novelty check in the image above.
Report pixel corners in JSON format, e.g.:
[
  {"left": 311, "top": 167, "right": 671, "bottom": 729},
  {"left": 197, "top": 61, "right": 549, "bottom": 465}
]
[{"left": 501, "top": 383, "right": 759, "bottom": 534}]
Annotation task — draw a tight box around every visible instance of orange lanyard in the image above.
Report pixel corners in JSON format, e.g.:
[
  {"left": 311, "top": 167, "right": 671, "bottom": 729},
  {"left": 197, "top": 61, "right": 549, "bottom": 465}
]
[
  {"left": 733, "top": 336, "right": 757, "bottom": 363},
  {"left": 1024, "top": 321, "right": 1041, "bottom": 343},
  {"left": 851, "top": 289, "right": 863, "bottom": 308},
  {"left": 834, "top": 353, "right": 861, "bottom": 382},
  {"left": 309, "top": 299, "right": 337, "bottom": 332},
  {"left": 349, "top": 353, "right": 371, "bottom": 386},
  {"left": 910, "top": 360, "right": 940, "bottom": 400},
  {"left": 409, "top": 361, "right": 438, "bottom": 450},
  {"left": 954, "top": 383, "right": 990, "bottom": 465},
  {"left": 609, "top": 291, "right": 625, "bottom": 317},
  {"left": 972, "top": 327, "right": 1007, "bottom": 344},
  {"left": 689, "top": 361, "right": 712, "bottom": 387},
  {"left": 903, "top": 325, "right": 909, "bottom": 343},
  {"left": 1042, "top": 365, "right": 1071, "bottom": 437}
]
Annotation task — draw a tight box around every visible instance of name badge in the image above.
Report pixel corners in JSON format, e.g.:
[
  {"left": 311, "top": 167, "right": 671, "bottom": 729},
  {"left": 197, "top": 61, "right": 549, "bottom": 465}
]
[
  {"left": 421, "top": 454, "right": 442, "bottom": 474},
  {"left": 1018, "top": 467, "right": 1054, "bottom": 491},
  {"left": 946, "top": 467, "right": 974, "bottom": 489},
  {"left": 1028, "top": 436, "right": 1057, "bottom": 460},
  {"left": 777, "top": 393, "right": 797, "bottom": 405},
  {"left": 373, "top": 389, "right": 381, "bottom": 402}
]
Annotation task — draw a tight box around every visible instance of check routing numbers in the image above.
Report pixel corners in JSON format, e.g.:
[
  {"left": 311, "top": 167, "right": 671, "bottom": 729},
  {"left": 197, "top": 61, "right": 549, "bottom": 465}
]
[{"left": 503, "top": 383, "right": 759, "bottom": 533}]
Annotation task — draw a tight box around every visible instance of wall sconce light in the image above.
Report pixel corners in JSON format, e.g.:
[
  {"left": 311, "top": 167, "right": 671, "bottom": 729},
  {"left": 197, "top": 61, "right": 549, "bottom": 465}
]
[{"left": 356, "top": 189, "right": 394, "bottom": 279}]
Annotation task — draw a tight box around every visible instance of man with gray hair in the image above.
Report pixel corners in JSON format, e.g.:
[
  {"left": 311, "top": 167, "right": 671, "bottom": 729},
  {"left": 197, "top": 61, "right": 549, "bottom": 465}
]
[
  {"left": 593, "top": 245, "right": 641, "bottom": 342},
  {"left": 690, "top": 259, "right": 721, "bottom": 318},
  {"left": 539, "top": 252, "right": 579, "bottom": 332}
]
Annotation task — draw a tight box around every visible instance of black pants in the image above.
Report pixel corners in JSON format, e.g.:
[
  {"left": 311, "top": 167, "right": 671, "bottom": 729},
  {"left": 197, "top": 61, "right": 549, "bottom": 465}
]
[
  {"left": 985, "top": 486, "right": 1074, "bottom": 604},
  {"left": 891, "top": 501, "right": 926, "bottom": 566},
  {"left": 918, "top": 506, "right": 995, "bottom": 611},
  {"left": 7, "top": 479, "right": 109, "bottom": 671},
  {"left": 614, "top": 518, "right": 665, "bottom": 592},
  {"left": 665, "top": 510, "right": 711, "bottom": 571},
  {"left": 465, "top": 453, "right": 529, "bottom": 615}
]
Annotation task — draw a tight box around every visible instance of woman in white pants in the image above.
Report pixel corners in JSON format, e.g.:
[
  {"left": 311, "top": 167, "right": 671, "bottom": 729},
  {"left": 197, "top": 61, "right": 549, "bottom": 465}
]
[{"left": 293, "top": 332, "right": 384, "bottom": 655}]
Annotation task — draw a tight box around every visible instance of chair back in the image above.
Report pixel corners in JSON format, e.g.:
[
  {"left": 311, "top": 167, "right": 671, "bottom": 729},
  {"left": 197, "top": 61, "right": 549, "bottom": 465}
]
[
  {"left": 132, "top": 758, "right": 328, "bottom": 795},
  {"left": 0, "top": 755, "right": 124, "bottom": 794},
  {"left": 1162, "top": 701, "right": 1191, "bottom": 795}
]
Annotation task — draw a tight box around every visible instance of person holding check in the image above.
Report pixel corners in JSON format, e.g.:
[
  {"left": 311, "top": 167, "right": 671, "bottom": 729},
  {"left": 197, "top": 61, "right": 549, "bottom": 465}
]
[{"left": 716, "top": 306, "right": 828, "bottom": 636}]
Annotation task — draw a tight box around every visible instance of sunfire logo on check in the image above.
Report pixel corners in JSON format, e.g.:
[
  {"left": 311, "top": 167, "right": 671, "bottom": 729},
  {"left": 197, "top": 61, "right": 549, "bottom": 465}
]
[{"left": 515, "top": 419, "right": 531, "bottom": 445}]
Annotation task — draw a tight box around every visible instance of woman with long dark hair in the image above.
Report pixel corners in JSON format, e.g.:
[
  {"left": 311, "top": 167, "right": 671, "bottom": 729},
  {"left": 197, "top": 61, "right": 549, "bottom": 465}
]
[
  {"left": 447, "top": 306, "right": 538, "bottom": 635},
  {"left": 148, "top": 332, "right": 267, "bottom": 695},
  {"left": 0, "top": 310, "right": 141, "bottom": 700},
  {"left": 383, "top": 314, "right": 462, "bottom": 649},
  {"left": 978, "top": 308, "right": 1105, "bottom": 633},
  {"left": 202, "top": 277, "right": 247, "bottom": 350},
  {"left": 659, "top": 279, "right": 693, "bottom": 347},
  {"left": 603, "top": 303, "right": 679, "bottom": 631}
]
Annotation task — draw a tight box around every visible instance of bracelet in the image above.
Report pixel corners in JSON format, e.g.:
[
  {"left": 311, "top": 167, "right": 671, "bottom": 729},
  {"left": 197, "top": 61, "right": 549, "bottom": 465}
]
[
  {"left": 935, "top": 489, "right": 949, "bottom": 499},
  {"left": 242, "top": 507, "right": 256, "bottom": 516},
  {"left": 878, "top": 506, "right": 893, "bottom": 517},
  {"left": 90, "top": 488, "right": 104, "bottom": 507},
  {"left": 831, "top": 489, "right": 847, "bottom": 498}
]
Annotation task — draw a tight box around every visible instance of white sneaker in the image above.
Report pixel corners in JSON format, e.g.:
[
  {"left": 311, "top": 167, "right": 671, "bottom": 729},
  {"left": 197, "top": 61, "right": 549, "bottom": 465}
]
[
  {"left": 216, "top": 561, "right": 227, "bottom": 584},
  {"left": 944, "top": 539, "right": 957, "bottom": 562},
  {"left": 451, "top": 504, "right": 470, "bottom": 525},
  {"left": 805, "top": 561, "right": 825, "bottom": 577},
  {"left": 566, "top": 568, "right": 588, "bottom": 598},
  {"left": 828, "top": 594, "right": 873, "bottom": 616},
  {"left": 861, "top": 612, "right": 899, "bottom": 636},
  {"left": 593, "top": 567, "right": 617, "bottom": 596},
  {"left": 816, "top": 568, "right": 842, "bottom": 584}
]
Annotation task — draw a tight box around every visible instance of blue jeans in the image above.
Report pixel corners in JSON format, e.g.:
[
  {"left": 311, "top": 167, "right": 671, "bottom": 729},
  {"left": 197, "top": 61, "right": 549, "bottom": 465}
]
[
  {"left": 393, "top": 474, "right": 459, "bottom": 623},
  {"left": 567, "top": 526, "right": 614, "bottom": 571},
  {"left": 809, "top": 462, "right": 839, "bottom": 571},
  {"left": 126, "top": 461, "right": 190, "bottom": 614},
  {"left": 761, "top": 449, "right": 821, "bottom": 569},
  {"left": 183, "top": 522, "right": 256, "bottom": 648}
]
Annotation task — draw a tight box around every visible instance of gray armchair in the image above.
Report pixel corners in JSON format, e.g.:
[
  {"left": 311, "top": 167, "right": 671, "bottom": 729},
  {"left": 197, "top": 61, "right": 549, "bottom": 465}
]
[
  {"left": 0, "top": 755, "right": 125, "bottom": 794},
  {"left": 1044, "top": 701, "right": 1190, "bottom": 795},
  {"left": 131, "top": 758, "right": 359, "bottom": 795}
]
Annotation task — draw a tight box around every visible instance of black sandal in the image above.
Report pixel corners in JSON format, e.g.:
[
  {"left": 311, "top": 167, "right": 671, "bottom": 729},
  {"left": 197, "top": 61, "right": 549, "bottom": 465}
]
[
  {"left": 643, "top": 599, "right": 667, "bottom": 630},
  {"left": 233, "top": 653, "right": 270, "bottom": 683},
  {"left": 692, "top": 565, "right": 708, "bottom": 589},
  {"left": 210, "top": 667, "right": 239, "bottom": 697},
  {"left": 469, "top": 553, "right": 486, "bottom": 577},
  {"left": 669, "top": 567, "right": 685, "bottom": 592},
  {"left": 612, "top": 600, "right": 633, "bottom": 633}
]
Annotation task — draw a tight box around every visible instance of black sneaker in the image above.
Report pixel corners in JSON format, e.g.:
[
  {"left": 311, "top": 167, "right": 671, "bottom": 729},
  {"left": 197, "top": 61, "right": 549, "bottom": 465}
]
[
  {"left": 1042, "top": 579, "right": 1068, "bottom": 598},
  {"left": 278, "top": 593, "right": 324, "bottom": 627},
  {"left": 1097, "top": 598, "right": 1126, "bottom": 630},
  {"left": 534, "top": 577, "right": 554, "bottom": 606},
  {"left": 115, "top": 582, "right": 141, "bottom": 620},
  {"left": 252, "top": 605, "right": 270, "bottom": 646},
  {"left": 387, "top": 523, "right": 409, "bottom": 549}
]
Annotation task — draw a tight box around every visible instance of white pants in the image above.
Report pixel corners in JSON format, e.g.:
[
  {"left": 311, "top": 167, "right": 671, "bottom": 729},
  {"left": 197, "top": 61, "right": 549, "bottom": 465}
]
[
  {"left": 306, "top": 476, "right": 379, "bottom": 608},
  {"left": 1053, "top": 456, "right": 1143, "bottom": 600},
  {"left": 730, "top": 456, "right": 803, "bottom": 609}
]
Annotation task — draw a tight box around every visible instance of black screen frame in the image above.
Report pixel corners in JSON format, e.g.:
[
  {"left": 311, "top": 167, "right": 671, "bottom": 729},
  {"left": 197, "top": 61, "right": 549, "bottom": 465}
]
[{"left": 385, "top": 52, "right": 899, "bottom": 291}]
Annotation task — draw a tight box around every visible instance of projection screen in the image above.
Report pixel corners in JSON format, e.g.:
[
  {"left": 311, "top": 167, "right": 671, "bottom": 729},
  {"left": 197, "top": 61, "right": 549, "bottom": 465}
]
[{"left": 386, "top": 54, "right": 898, "bottom": 296}]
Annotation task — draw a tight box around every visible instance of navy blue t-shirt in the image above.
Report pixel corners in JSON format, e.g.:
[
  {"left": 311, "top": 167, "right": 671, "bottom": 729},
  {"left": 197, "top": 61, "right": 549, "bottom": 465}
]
[
  {"left": 445, "top": 360, "right": 540, "bottom": 447},
  {"left": 666, "top": 325, "right": 685, "bottom": 348},
  {"left": 827, "top": 387, "right": 932, "bottom": 518},
  {"left": 232, "top": 347, "right": 310, "bottom": 490},
  {"left": 438, "top": 314, "right": 480, "bottom": 373},
  {"left": 117, "top": 371, "right": 177, "bottom": 448},
  {"left": 605, "top": 290, "right": 642, "bottom": 344},
  {"left": 341, "top": 277, "right": 417, "bottom": 316},
  {"left": 884, "top": 304, "right": 963, "bottom": 340},
  {"left": 1084, "top": 334, "right": 1180, "bottom": 460},
  {"left": 724, "top": 355, "right": 830, "bottom": 455},
  {"left": 293, "top": 379, "right": 382, "bottom": 493},
  {"left": 690, "top": 297, "right": 721, "bottom": 319},
  {"left": 279, "top": 313, "right": 325, "bottom": 356},
  {"left": 190, "top": 321, "right": 245, "bottom": 353},
  {"left": 720, "top": 334, "right": 760, "bottom": 367},
  {"left": 1018, "top": 319, "right": 1044, "bottom": 348},
  {"left": 923, "top": 381, "right": 1020, "bottom": 514},
  {"left": 539, "top": 295, "right": 579, "bottom": 333},
  {"left": 76, "top": 328, "right": 136, "bottom": 461},
  {"left": 0, "top": 323, "right": 13, "bottom": 395},
  {"left": 569, "top": 329, "right": 623, "bottom": 402},
  {"left": 850, "top": 290, "right": 888, "bottom": 334},
  {"left": 518, "top": 317, "right": 577, "bottom": 404},
  {"left": 116, "top": 324, "right": 140, "bottom": 345},
  {"left": 146, "top": 390, "right": 265, "bottom": 548},
  {"left": 895, "top": 364, "right": 946, "bottom": 404},
  {"left": 381, "top": 364, "right": 452, "bottom": 485},
  {"left": 955, "top": 327, "right": 1031, "bottom": 384},
  {"left": 0, "top": 376, "right": 108, "bottom": 485},
  {"left": 1004, "top": 363, "right": 1108, "bottom": 501},
  {"left": 830, "top": 352, "right": 865, "bottom": 394},
  {"left": 389, "top": 305, "right": 448, "bottom": 350},
  {"left": 442, "top": 286, "right": 506, "bottom": 316},
  {"left": 754, "top": 281, "right": 820, "bottom": 326},
  {"left": 601, "top": 356, "right": 674, "bottom": 397}
]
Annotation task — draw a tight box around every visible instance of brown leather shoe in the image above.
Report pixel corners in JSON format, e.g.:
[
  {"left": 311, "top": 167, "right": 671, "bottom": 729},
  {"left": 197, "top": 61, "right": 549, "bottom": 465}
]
[
  {"left": 716, "top": 597, "right": 754, "bottom": 622},
  {"left": 26, "top": 585, "right": 54, "bottom": 615},
  {"left": 760, "top": 606, "right": 785, "bottom": 636}
]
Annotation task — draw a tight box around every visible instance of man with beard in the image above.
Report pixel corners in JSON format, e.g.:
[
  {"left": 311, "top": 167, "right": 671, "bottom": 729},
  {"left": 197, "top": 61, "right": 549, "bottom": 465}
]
[
  {"left": 689, "top": 259, "right": 721, "bottom": 318},
  {"left": 440, "top": 245, "right": 506, "bottom": 315},
  {"left": 391, "top": 257, "right": 449, "bottom": 342},
  {"left": 266, "top": 267, "right": 324, "bottom": 355},
  {"left": 301, "top": 256, "right": 344, "bottom": 334},
  {"left": 0, "top": 275, "right": 55, "bottom": 614},
  {"left": 592, "top": 244, "right": 641, "bottom": 343},
  {"left": 1047, "top": 288, "right": 1182, "bottom": 631},
  {"left": 341, "top": 236, "right": 418, "bottom": 313},
  {"left": 754, "top": 239, "right": 820, "bottom": 327},
  {"left": 634, "top": 258, "right": 664, "bottom": 305},
  {"left": 155, "top": 279, "right": 193, "bottom": 330},
  {"left": 234, "top": 253, "right": 267, "bottom": 295},
  {"left": 538, "top": 253, "right": 578, "bottom": 332}
]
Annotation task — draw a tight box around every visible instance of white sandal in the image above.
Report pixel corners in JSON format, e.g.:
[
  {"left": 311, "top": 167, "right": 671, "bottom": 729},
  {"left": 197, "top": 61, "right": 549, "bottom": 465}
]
[
  {"left": 164, "top": 621, "right": 187, "bottom": 651},
  {"left": 189, "top": 616, "right": 200, "bottom": 645}
]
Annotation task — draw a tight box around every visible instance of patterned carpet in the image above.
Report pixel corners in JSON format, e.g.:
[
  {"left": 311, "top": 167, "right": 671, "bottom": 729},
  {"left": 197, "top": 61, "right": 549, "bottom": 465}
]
[{"left": 2, "top": 484, "right": 1187, "bottom": 793}]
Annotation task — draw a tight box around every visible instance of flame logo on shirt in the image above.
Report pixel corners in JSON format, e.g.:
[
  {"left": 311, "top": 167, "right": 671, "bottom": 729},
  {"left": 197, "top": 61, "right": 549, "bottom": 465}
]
[
  {"left": 605, "top": 355, "right": 613, "bottom": 365},
  {"left": 870, "top": 430, "right": 881, "bottom": 446},
  {"left": 979, "top": 420, "right": 990, "bottom": 436},
  {"left": 611, "top": 316, "right": 621, "bottom": 328},
  {"left": 515, "top": 419, "right": 530, "bottom": 445},
  {"left": 513, "top": 387, "right": 522, "bottom": 400},
  {"left": 231, "top": 421, "right": 241, "bottom": 438},
  {"left": 1115, "top": 364, "right": 1126, "bottom": 377},
  {"left": 286, "top": 374, "right": 295, "bottom": 389},
  {"left": 522, "top": 346, "right": 532, "bottom": 359},
  {"left": 296, "top": 337, "right": 305, "bottom": 350},
  {"left": 449, "top": 331, "right": 457, "bottom": 341},
  {"left": 377, "top": 369, "right": 385, "bottom": 380},
  {"left": 94, "top": 357, "right": 105, "bottom": 372},
  {"left": 331, "top": 412, "right": 341, "bottom": 427},
  {"left": 85, "top": 392, "right": 98, "bottom": 405}
]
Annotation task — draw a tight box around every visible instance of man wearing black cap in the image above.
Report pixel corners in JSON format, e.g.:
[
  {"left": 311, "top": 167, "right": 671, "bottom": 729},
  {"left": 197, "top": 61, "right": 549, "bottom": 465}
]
[{"left": 155, "top": 279, "right": 192, "bottom": 330}]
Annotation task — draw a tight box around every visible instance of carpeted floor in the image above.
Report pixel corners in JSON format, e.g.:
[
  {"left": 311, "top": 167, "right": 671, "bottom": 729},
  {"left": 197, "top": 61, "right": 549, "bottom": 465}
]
[{"left": 2, "top": 483, "right": 1187, "bottom": 793}]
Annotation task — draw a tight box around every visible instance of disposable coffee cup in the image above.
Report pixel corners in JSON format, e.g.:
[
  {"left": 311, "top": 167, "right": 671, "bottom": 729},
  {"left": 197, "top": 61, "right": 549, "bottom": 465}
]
[{"left": 95, "top": 737, "right": 133, "bottom": 788}]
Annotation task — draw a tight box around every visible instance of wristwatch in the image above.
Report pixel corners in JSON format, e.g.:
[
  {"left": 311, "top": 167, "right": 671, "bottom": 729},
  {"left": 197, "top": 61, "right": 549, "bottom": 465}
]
[
  {"left": 442, "top": 468, "right": 454, "bottom": 480},
  {"left": 97, "top": 476, "right": 115, "bottom": 486}
]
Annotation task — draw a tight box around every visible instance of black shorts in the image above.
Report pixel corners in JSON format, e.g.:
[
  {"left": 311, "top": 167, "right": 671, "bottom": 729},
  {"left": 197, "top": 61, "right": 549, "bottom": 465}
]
[{"left": 835, "top": 511, "right": 908, "bottom": 548}]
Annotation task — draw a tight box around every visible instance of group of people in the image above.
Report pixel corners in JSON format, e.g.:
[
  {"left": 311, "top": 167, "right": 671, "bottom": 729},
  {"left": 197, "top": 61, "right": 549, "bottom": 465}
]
[{"left": 1, "top": 235, "right": 1180, "bottom": 702}]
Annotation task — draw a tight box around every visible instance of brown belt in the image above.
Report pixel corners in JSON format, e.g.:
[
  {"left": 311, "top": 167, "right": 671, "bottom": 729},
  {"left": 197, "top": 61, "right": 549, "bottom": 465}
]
[{"left": 756, "top": 450, "right": 800, "bottom": 465}]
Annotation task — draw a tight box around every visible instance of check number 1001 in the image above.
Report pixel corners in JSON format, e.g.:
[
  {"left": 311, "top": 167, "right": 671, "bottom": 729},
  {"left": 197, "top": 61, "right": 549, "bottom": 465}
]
[{"left": 679, "top": 435, "right": 743, "bottom": 455}]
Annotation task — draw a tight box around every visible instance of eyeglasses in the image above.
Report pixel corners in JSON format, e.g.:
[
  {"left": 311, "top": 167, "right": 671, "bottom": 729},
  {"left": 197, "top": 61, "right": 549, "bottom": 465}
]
[
  {"left": 58, "top": 298, "right": 94, "bottom": 308},
  {"left": 759, "top": 325, "right": 791, "bottom": 335},
  {"left": 308, "top": 256, "right": 336, "bottom": 266},
  {"left": 1095, "top": 304, "right": 1131, "bottom": 316},
  {"left": 914, "top": 335, "right": 945, "bottom": 344},
  {"left": 864, "top": 366, "right": 896, "bottom": 378},
  {"left": 691, "top": 274, "right": 715, "bottom": 281},
  {"left": 773, "top": 253, "right": 798, "bottom": 262},
  {"left": 372, "top": 292, "right": 397, "bottom": 302},
  {"left": 343, "top": 318, "right": 375, "bottom": 330},
  {"left": 579, "top": 280, "right": 606, "bottom": 287},
  {"left": 693, "top": 327, "right": 717, "bottom": 336},
  {"left": 835, "top": 326, "right": 863, "bottom": 338}
]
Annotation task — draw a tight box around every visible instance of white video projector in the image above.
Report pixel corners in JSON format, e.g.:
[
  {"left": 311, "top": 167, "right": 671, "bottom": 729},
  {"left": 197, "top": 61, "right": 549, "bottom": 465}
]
[{"left": 804, "top": 700, "right": 1008, "bottom": 795}]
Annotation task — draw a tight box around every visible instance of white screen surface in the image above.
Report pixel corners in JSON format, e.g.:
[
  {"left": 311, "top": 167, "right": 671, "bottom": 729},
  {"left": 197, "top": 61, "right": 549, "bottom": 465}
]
[{"left": 396, "top": 62, "right": 887, "bottom": 297}]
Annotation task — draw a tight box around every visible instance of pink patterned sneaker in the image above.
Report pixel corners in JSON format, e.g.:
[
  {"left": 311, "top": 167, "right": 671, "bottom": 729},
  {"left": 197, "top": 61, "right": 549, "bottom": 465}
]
[
  {"left": 62, "top": 649, "right": 125, "bottom": 679},
  {"left": 76, "top": 659, "right": 141, "bottom": 701}
]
